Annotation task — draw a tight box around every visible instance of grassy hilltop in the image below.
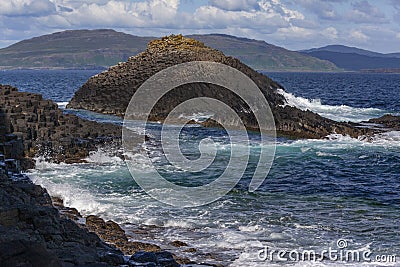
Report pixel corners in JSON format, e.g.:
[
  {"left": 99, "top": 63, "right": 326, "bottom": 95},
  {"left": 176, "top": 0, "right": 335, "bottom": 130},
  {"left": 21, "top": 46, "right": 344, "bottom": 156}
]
[{"left": 0, "top": 29, "right": 340, "bottom": 72}]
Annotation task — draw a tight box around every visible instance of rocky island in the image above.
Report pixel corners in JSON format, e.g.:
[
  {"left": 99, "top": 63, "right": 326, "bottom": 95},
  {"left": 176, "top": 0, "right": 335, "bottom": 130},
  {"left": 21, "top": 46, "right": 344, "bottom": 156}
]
[{"left": 68, "top": 34, "right": 396, "bottom": 139}]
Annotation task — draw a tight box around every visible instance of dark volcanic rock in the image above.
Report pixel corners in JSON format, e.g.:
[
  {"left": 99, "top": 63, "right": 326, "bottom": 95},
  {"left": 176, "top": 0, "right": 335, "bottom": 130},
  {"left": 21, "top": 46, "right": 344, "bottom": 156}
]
[
  {"left": 367, "top": 114, "right": 400, "bottom": 130},
  {"left": 0, "top": 84, "right": 123, "bottom": 164},
  {"left": 68, "top": 34, "right": 377, "bottom": 139},
  {"left": 86, "top": 215, "right": 161, "bottom": 255},
  {"left": 170, "top": 241, "right": 188, "bottom": 247},
  {"left": 129, "top": 251, "right": 179, "bottom": 267},
  {"left": 0, "top": 178, "right": 125, "bottom": 266}
]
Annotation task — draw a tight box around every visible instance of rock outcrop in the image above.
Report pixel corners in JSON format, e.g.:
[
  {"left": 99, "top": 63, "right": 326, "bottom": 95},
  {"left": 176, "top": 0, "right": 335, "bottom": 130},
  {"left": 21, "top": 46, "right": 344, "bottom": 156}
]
[
  {"left": 68, "top": 35, "right": 379, "bottom": 139},
  {"left": 1, "top": 85, "right": 123, "bottom": 164},
  {"left": 367, "top": 114, "right": 400, "bottom": 130},
  {"left": 0, "top": 176, "right": 126, "bottom": 266},
  {"left": 0, "top": 88, "right": 125, "bottom": 266},
  {"left": 0, "top": 174, "right": 187, "bottom": 267}
]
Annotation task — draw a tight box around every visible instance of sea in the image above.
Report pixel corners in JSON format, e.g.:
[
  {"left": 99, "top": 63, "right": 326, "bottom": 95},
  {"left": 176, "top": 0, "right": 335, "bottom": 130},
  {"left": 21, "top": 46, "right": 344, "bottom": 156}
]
[{"left": 1, "top": 70, "right": 399, "bottom": 266}]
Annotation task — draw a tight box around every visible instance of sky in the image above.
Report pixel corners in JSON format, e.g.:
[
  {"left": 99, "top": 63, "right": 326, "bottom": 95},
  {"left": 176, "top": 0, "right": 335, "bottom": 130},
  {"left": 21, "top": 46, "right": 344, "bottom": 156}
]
[{"left": 0, "top": 0, "right": 400, "bottom": 53}]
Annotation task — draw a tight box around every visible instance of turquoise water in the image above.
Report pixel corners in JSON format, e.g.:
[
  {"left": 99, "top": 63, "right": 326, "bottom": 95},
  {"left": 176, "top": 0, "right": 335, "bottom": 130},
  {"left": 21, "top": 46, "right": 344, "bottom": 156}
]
[{"left": 1, "top": 70, "right": 399, "bottom": 266}]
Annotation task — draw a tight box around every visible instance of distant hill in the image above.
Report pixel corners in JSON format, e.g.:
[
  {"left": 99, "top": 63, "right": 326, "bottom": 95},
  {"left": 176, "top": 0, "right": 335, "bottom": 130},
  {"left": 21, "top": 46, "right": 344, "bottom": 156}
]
[
  {"left": 0, "top": 29, "right": 340, "bottom": 72},
  {"left": 387, "top": 53, "right": 400, "bottom": 58},
  {"left": 0, "top": 29, "right": 153, "bottom": 70},
  {"left": 301, "top": 45, "right": 400, "bottom": 71},
  {"left": 187, "top": 34, "right": 339, "bottom": 71}
]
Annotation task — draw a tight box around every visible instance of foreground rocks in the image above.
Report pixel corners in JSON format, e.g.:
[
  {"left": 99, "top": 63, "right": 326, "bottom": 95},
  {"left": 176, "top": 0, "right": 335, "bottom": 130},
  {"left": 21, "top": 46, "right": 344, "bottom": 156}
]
[
  {"left": 0, "top": 176, "right": 126, "bottom": 266},
  {"left": 85, "top": 215, "right": 195, "bottom": 266},
  {"left": 1, "top": 85, "right": 123, "bottom": 164},
  {"left": 68, "top": 34, "right": 384, "bottom": 139},
  {"left": 0, "top": 174, "right": 189, "bottom": 267},
  {"left": 86, "top": 215, "right": 161, "bottom": 255}
]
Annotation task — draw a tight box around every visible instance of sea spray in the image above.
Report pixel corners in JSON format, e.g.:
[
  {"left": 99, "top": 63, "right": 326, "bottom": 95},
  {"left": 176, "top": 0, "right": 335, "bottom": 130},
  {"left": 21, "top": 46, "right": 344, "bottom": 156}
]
[{"left": 277, "top": 89, "right": 386, "bottom": 122}]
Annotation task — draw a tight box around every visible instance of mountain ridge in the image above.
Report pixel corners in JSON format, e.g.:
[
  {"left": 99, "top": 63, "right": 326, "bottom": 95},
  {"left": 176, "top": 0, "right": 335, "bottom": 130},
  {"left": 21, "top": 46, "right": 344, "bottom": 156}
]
[
  {"left": 0, "top": 29, "right": 339, "bottom": 72},
  {"left": 301, "top": 45, "right": 400, "bottom": 71}
]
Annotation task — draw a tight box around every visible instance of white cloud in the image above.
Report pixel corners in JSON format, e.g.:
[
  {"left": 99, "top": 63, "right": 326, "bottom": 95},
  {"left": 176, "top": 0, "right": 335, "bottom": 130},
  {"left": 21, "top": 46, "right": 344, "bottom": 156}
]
[
  {"left": 37, "top": 14, "right": 71, "bottom": 28},
  {"left": 349, "top": 29, "right": 369, "bottom": 42},
  {"left": 347, "top": 1, "right": 388, "bottom": 24},
  {"left": 208, "top": 0, "right": 259, "bottom": 11},
  {"left": 0, "top": 0, "right": 399, "bottom": 53},
  {"left": 193, "top": 5, "right": 289, "bottom": 30},
  {"left": 57, "top": 0, "right": 181, "bottom": 28},
  {"left": 296, "top": 0, "right": 339, "bottom": 20},
  {"left": 259, "top": 0, "right": 304, "bottom": 21},
  {"left": 0, "top": 0, "right": 57, "bottom": 17},
  {"left": 275, "top": 26, "right": 314, "bottom": 40},
  {"left": 321, "top": 26, "right": 338, "bottom": 39}
]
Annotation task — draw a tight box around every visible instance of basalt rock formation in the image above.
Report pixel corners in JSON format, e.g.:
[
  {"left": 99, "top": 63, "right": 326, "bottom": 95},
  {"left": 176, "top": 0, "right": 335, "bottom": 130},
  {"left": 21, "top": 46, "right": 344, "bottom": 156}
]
[
  {"left": 1, "top": 85, "right": 122, "bottom": 164},
  {"left": 68, "top": 34, "right": 379, "bottom": 139},
  {"left": 0, "top": 173, "right": 186, "bottom": 266},
  {"left": 367, "top": 114, "right": 400, "bottom": 130},
  {"left": 0, "top": 176, "right": 126, "bottom": 266}
]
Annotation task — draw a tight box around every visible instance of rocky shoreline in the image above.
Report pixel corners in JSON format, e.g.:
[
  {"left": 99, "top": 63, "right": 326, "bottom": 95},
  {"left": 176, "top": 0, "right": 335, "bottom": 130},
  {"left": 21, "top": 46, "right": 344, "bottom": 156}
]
[
  {"left": 1, "top": 169, "right": 206, "bottom": 266},
  {"left": 0, "top": 85, "right": 213, "bottom": 266}
]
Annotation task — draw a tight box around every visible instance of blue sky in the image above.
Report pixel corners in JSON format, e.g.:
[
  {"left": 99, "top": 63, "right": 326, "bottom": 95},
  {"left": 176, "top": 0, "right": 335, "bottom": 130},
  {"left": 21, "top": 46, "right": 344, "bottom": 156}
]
[{"left": 0, "top": 0, "right": 399, "bottom": 53}]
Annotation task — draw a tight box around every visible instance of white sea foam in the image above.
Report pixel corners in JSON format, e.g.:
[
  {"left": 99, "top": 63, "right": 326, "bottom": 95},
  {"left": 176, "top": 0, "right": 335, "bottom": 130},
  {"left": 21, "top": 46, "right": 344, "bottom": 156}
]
[
  {"left": 277, "top": 89, "right": 386, "bottom": 122},
  {"left": 179, "top": 112, "right": 214, "bottom": 122},
  {"left": 164, "top": 220, "right": 193, "bottom": 228},
  {"left": 56, "top": 102, "right": 69, "bottom": 109},
  {"left": 85, "top": 148, "right": 123, "bottom": 164},
  {"left": 238, "top": 225, "right": 264, "bottom": 232},
  {"left": 27, "top": 126, "right": 399, "bottom": 267},
  {"left": 327, "top": 131, "right": 400, "bottom": 148},
  {"left": 30, "top": 173, "right": 109, "bottom": 215},
  {"left": 278, "top": 131, "right": 400, "bottom": 150}
]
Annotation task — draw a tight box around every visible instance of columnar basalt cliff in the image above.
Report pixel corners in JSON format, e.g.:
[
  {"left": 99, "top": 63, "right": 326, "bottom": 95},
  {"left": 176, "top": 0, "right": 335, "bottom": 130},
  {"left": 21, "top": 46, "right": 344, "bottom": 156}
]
[
  {"left": 68, "top": 35, "right": 379, "bottom": 139},
  {"left": 1, "top": 85, "right": 122, "bottom": 163}
]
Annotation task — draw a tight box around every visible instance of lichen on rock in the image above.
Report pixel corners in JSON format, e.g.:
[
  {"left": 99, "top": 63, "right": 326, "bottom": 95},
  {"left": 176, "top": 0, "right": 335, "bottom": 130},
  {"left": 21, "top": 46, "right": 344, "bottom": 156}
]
[{"left": 147, "top": 34, "right": 207, "bottom": 54}]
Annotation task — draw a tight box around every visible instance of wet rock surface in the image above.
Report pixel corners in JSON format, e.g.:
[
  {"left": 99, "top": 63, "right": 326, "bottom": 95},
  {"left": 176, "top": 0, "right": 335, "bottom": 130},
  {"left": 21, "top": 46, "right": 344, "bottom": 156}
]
[
  {"left": 84, "top": 215, "right": 203, "bottom": 266},
  {"left": 129, "top": 251, "right": 179, "bottom": 267},
  {"left": 367, "top": 114, "right": 400, "bottom": 130},
  {"left": 0, "top": 167, "right": 188, "bottom": 267},
  {"left": 0, "top": 177, "right": 125, "bottom": 266},
  {"left": 86, "top": 215, "right": 161, "bottom": 255},
  {"left": 68, "top": 34, "right": 389, "bottom": 139}
]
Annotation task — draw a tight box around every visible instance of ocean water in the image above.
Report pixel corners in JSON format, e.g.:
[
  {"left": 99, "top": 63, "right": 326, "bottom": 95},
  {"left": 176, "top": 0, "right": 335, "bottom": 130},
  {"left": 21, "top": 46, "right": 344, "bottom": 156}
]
[{"left": 1, "top": 70, "right": 399, "bottom": 266}]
